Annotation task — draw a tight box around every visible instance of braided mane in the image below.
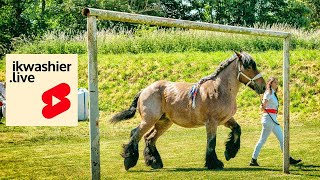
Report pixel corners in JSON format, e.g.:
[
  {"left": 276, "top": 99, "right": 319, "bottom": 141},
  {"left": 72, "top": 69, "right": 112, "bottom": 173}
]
[
  {"left": 197, "top": 55, "right": 237, "bottom": 84},
  {"left": 189, "top": 52, "right": 256, "bottom": 108}
]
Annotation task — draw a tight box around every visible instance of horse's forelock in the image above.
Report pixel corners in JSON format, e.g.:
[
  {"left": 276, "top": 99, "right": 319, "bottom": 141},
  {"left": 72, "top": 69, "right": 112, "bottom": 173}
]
[{"left": 240, "top": 52, "right": 257, "bottom": 70}]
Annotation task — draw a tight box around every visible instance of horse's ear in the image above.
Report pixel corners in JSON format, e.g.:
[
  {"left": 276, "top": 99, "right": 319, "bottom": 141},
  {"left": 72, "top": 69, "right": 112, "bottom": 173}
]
[{"left": 234, "top": 50, "right": 241, "bottom": 59}]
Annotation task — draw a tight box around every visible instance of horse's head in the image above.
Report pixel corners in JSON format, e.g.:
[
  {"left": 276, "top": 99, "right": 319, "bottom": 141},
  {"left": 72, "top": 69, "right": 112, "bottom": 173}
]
[{"left": 234, "top": 51, "right": 266, "bottom": 94}]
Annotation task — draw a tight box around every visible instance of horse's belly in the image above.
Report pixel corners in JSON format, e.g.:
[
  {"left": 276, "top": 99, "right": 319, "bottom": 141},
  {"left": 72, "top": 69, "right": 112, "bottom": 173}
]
[
  {"left": 170, "top": 119, "right": 204, "bottom": 128},
  {"left": 166, "top": 113, "right": 205, "bottom": 128}
]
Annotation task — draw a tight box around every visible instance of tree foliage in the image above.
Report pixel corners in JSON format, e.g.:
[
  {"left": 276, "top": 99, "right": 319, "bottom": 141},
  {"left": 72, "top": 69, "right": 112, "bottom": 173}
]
[{"left": 0, "top": 0, "right": 319, "bottom": 57}]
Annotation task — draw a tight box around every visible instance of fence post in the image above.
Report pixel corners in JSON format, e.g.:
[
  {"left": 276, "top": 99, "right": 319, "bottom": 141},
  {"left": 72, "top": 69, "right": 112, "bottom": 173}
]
[
  {"left": 87, "top": 15, "right": 100, "bottom": 179},
  {"left": 283, "top": 36, "right": 290, "bottom": 174}
]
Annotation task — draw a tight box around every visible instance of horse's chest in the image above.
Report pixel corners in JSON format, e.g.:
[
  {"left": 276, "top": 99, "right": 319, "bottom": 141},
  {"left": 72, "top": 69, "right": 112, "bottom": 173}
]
[{"left": 213, "top": 102, "right": 237, "bottom": 124}]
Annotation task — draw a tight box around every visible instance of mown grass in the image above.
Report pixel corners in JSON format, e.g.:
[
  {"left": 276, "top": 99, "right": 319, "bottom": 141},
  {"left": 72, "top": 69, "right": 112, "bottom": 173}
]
[
  {"left": 1, "top": 115, "right": 319, "bottom": 179},
  {"left": 1, "top": 50, "right": 320, "bottom": 179}
]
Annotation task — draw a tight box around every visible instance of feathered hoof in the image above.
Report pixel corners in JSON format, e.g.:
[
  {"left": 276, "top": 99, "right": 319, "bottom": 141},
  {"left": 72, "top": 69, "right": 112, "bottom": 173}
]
[
  {"left": 124, "top": 156, "right": 139, "bottom": 171},
  {"left": 206, "top": 159, "right": 224, "bottom": 170},
  {"left": 145, "top": 156, "right": 163, "bottom": 169},
  {"left": 122, "top": 142, "right": 139, "bottom": 171},
  {"left": 150, "top": 159, "right": 163, "bottom": 169},
  {"left": 144, "top": 145, "right": 163, "bottom": 169}
]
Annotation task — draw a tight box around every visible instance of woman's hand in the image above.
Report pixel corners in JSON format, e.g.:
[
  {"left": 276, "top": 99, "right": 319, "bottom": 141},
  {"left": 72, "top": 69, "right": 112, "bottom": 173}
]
[{"left": 260, "top": 100, "right": 268, "bottom": 111}]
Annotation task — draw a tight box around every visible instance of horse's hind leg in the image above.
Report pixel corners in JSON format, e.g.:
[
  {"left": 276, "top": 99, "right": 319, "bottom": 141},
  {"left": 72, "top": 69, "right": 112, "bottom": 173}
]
[
  {"left": 122, "top": 97, "right": 163, "bottom": 170},
  {"left": 224, "top": 117, "right": 241, "bottom": 161},
  {"left": 144, "top": 117, "right": 173, "bottom": 169},
  {"left": 121, "top": 84, "right": 166, "bottom": 170},
  {"left": 122, "top": 115, "right": 162, "bottom": 170},
  {"left": 122, "top": 120, "right": 158, "bottom": 170},
  {"left": 205, "top": 119, "right": 224, "bottom": 170}
]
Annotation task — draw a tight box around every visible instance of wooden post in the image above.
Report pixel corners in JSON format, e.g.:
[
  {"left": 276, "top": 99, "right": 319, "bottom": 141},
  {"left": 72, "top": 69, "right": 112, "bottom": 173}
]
[
  {"left": 87, "top": 15, "right": 100, "bottom": 179},
  {"left": 283, "top": 36, "right": 290, "bottom": 174},
  {"left": 82, "top": 8, "right": 290, "bottom": 38}
]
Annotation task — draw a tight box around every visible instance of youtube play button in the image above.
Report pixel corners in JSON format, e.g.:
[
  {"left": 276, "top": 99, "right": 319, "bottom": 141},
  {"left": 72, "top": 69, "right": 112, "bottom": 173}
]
[
  {"left": 42, "top": 83, "right": 71, "bottom": 119},
  {"left": 52, "top": 96, "right": 60, "bottom": 107}
]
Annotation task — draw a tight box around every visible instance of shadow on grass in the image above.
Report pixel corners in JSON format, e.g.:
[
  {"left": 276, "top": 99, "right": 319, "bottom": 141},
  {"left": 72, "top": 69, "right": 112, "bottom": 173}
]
[
  {"left": 129, "top": 166, "right": 280, "bottom": 173},
  {"left": 290, "top": 163, "right": 320, "bottom": 178},
  {"left": 293, "top": 163, "right": 320, "bottom": 169}
]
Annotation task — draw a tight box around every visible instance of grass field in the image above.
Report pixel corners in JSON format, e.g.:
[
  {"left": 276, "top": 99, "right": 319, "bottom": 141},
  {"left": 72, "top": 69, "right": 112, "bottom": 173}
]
[
  {"left": 1, "top": 50, "right": 320, "bottom": 179},
  {"left": 1, "top": 116, "right": 319, "bottom": 179}
]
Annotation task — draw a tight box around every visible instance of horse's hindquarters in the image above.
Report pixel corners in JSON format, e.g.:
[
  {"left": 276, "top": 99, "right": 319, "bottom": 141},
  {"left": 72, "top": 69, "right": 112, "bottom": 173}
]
[{"left": 137, "top": 81, "right": 168, "bottom": 123}]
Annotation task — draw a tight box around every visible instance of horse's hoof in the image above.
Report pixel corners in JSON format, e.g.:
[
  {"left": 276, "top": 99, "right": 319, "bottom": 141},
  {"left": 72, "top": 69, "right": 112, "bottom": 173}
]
[
  {"left": 144, "top": 144, "right": 163, "bottom": 169},
  {"left": 150, "top": 159, "right": 163, "bottom": 169},
  {"left": 124, "top": 156, "right": 139, "bottom": 171},
  {"left": 214, "top": 160, "right": 224, "bottom": 170},
  {"left": 151, "top": 163, "right": 163, "bottom": 169},
  {"left": 224, "top": 151, "right": 231, "bottom": 161},
  {"left": 207, "top": 159, "right": 224, "bottom": 170},
  {"left": 145, "top": 155, "right": 164, "bottom": 169}
]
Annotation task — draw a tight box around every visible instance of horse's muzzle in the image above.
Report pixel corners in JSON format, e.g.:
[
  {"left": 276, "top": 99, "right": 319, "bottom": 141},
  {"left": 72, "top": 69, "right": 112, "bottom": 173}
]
[{"left": 255, "top": 84, "right": 266, "bottom": 94}]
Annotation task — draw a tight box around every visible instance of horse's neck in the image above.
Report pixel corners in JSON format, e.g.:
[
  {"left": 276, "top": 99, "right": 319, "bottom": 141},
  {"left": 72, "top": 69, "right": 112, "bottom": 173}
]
[{"left": 213, "top": 60, "right": 241, "bottom": 98}]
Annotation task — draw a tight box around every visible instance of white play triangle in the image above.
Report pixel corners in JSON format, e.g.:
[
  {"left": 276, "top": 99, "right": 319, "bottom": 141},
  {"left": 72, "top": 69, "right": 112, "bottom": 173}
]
[{"left": 52, "top": 96, "right": 61, "bottom": 106}]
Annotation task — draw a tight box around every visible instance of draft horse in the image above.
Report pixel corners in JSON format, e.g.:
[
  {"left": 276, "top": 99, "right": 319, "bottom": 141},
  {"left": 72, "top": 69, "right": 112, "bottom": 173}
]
[{"left": 110, "top": 51, "right": 266, "bottom": 170}]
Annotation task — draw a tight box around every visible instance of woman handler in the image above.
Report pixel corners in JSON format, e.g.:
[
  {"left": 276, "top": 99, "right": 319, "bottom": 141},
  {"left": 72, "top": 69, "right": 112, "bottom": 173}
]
[{"left": 250, "top": 77, "right": 301, "bottom": 166}]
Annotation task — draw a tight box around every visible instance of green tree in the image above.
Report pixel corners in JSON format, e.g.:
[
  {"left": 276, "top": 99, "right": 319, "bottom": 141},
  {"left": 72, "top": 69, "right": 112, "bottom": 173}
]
[
  {"left": 304, "top": 0, "right": 320, "bottom": 29},
  {"left": 160, "top": 0, "right": 195, "bottom": 20},
  {"left": 0, "top": 0, "right": 33, "bottom": 56},
  {"left": 256, "top": 0, "right": 311, "bottom": 28}
]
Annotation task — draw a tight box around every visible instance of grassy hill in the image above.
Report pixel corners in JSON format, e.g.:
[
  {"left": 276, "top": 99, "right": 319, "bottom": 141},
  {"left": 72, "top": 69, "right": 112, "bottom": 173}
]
[
  {"left": 1, "top": 49, "right": 320, "bottom": 179},
  {"left": 76, "top": 50, "right": 320, "bottom": 118}
]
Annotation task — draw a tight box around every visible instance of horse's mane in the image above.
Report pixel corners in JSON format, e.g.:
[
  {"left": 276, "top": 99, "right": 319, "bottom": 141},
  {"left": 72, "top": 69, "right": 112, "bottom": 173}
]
[
  {"left": 198, "top": 55, "right": 237, "bottom": 84},
  {"left": 189, "top": 52, "right": 256, "bottom": 108},
  {"left": 196, "top": 52, "right": 256, "bottom": 85}
]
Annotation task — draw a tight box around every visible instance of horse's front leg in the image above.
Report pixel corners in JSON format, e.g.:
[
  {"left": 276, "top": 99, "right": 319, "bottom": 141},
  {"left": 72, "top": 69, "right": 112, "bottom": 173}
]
[
  {"left": 224, "top": 117, "right": 241, "bottom": 161},
  {"left": 205, "top": 119, "right": 224, "bottom": 170}
]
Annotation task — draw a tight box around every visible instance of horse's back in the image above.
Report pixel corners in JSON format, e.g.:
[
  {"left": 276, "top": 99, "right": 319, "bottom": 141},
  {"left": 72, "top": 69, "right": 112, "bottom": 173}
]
[{"left": 140, "top": 80, "right": 192, "bottom": 99}]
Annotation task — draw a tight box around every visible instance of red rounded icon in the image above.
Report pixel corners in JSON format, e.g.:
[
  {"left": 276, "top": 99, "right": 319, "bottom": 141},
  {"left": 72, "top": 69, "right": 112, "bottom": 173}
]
[{"left": 42, "top": 83, "right": 71, "bottom": 119}]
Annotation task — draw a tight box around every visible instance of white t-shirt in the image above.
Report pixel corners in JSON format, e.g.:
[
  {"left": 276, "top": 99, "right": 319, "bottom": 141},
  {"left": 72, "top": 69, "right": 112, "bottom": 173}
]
[
  {"left": 261, "top": 89, "right": 279, "bottom": 124},
  {"left": 262, "top": 89, "right": 278, "bottom": 110}
]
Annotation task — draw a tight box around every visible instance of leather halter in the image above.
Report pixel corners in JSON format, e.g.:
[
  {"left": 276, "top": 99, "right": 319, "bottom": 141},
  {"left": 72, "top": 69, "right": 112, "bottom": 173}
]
[{"left": 236, "top": 59, "right": 262, "bottom": 86}]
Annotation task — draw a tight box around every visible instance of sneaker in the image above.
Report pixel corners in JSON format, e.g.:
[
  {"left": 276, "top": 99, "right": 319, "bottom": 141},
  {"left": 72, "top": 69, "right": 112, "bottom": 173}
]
[
  {"left": 290, "top": 157, "right": 302, "bottom": 165},
  {"left": 250, "top": 158, "right": 259, "bottom": 166}
]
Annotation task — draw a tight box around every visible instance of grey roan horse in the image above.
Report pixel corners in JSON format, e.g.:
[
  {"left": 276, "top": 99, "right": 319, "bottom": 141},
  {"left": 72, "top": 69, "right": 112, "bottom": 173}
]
[{"left": 110, "top": 51, "right": 266, "bottom": 170}]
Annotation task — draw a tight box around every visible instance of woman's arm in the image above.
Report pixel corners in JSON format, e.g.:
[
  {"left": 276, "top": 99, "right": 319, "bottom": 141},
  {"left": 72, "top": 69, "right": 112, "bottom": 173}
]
[{"left": 260, "top": 99, "right": 268, "bottom": 111}]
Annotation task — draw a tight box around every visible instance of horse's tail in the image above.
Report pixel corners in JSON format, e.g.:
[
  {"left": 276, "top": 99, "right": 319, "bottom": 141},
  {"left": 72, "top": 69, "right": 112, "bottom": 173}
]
[{"left": 110, "top": 91, "right": 141, "bottom": 124}]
